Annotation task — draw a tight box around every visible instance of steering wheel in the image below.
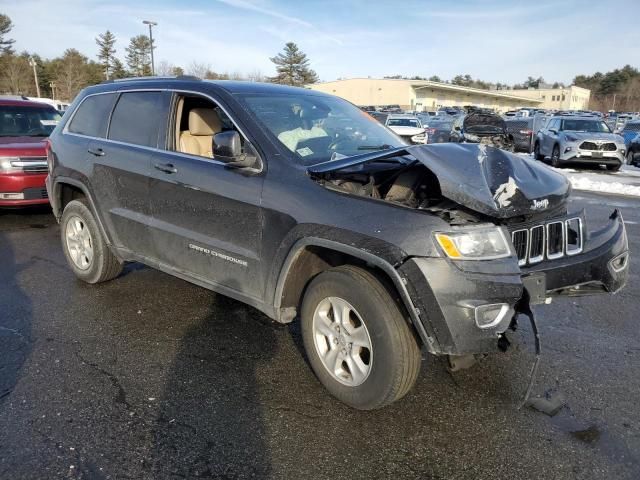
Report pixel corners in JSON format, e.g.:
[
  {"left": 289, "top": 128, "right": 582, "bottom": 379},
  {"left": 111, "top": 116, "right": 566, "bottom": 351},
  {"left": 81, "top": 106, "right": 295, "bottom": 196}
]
[{"left": 27, "top": 127, "right": 44, "bottom": 135}]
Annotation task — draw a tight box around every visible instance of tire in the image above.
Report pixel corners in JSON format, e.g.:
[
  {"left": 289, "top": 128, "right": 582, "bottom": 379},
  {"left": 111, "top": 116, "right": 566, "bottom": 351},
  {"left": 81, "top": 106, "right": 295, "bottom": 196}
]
[
  {"left": 60, "top": 199, "right": 123, "bottom": 284},
  {"left": 300, "top": 265, "right": 421, "bottom": 410},
  {"left": 533, "top": 141, "right": 544, "bottom": 160},
  {"left": 627, "top": 150, "right": 635, "bottom": 166},
  {"left": 550, "top": 144, "right": 561, "bottom": 168},
  {"left": 607, "top": 164, "right": 621, "bottom": 172}
]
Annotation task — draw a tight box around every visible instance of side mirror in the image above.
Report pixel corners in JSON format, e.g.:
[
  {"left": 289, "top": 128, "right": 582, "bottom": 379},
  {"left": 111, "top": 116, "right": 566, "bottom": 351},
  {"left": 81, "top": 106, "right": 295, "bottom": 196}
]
[
  {"left": 454, "top": 126, "right": 461, "bottom": 131},
  {"left": 549, "top": 129, "right": 557, "bottom": 134},
  {"left": 213, "top": 131, "right": 256, "bottom": 168}
]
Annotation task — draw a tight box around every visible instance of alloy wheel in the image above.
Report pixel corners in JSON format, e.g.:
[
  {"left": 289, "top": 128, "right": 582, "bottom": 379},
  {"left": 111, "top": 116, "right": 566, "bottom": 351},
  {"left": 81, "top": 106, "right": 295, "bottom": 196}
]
[
  {"left": 312, "top": 296, "right": 373, "bottom": 386},
  {"left": 65, "top": 215, "right": 94, "bottom": 270}
]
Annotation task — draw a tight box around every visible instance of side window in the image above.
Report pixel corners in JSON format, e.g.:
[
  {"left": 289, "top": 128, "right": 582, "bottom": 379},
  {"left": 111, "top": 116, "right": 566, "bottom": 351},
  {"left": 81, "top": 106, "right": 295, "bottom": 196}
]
[
  {"left": 172, "top": 93, "right": 253, "bottom": 161},
  {"left": 68, "top": 93, "right": 117, "bottom": 138},
  {"left": 108, "top": 91, "right": 163, "bottom": 147}
]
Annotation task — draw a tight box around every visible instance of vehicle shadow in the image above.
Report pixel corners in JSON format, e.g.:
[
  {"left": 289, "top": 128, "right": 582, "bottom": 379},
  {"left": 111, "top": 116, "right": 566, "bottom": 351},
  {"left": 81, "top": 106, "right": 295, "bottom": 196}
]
[
  {"left": 149, "top": 280, "right": 275, "bottom": 478},
  {"left": 0, "top": 231, "right": 33, "bottom": 407}
]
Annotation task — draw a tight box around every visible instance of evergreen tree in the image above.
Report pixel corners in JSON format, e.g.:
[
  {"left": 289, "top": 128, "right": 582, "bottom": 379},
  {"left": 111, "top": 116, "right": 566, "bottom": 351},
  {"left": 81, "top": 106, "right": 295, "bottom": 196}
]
[
  {"left": 96, "top": 30, "right": 116, "bottom": 79},
  {"left": 269, "top": 42, "right": 318, "bottom": 86},
  {"left": 0, "top": 13, "right": 14, "bottom": 54},
  {"left": 110, "top": 58, "right": 128, "bottom": 79},
  {"left": 125, "top": 35, "right": 151, "bottom": 76}
]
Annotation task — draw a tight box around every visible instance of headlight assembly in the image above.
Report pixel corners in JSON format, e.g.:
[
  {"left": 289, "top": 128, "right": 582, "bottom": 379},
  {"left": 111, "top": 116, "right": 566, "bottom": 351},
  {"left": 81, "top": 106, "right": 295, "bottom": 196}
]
[{"left": 435, "top": 227, "right": 511, "bottom": 260}]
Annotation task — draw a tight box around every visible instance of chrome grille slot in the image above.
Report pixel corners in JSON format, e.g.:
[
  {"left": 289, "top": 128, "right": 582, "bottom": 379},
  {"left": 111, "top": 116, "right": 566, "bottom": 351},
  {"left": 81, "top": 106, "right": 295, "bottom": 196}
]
[
  {"left": 546, "top": 222, "right": 564, "bottom": 259},
  {"left": 565, "top": 218, "right": 583, "bottom": 255},
  {"left": 528, "top": 225, "right": 545, "bottom": 263},
  {"left": 16, "top": 157, "right": 48, "bottom": 174},
  {"left": 512, "top": 229, "right": 528, "bottom": 265}
]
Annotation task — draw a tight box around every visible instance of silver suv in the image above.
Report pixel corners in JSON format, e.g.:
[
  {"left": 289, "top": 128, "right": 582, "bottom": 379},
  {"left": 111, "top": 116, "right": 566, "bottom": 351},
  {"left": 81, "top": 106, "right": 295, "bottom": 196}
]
[{"left": 533, "top": 116, "right": 626, "bottom": 171}]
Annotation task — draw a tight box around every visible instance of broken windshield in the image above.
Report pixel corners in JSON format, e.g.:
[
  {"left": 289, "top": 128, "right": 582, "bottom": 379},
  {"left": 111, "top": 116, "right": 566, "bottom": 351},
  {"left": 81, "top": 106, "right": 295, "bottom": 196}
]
[{"left": 239, "top": 93, "right": 405, "bottom": 165}]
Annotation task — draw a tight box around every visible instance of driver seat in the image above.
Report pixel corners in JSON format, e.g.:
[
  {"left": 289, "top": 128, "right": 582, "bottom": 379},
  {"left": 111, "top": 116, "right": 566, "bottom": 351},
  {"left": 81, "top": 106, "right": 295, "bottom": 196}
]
[{"left": 180, "top": 108, "right": 222, "bottom": 158}]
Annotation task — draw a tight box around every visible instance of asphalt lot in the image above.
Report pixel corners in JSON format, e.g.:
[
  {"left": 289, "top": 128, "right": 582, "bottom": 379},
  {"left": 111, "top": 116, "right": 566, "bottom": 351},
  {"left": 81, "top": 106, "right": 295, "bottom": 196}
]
[{"left": 1, "top": 192, "right": 639, "bottom": 480}]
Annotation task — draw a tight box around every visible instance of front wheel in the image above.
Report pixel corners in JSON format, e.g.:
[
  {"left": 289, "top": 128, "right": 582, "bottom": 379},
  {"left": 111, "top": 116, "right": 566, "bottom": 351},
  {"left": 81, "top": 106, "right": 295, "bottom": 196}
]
[
  {"left": 607, "top": 164, "right": 621, "bottom": 172},
  {"left": 533, "top": 141, "right": 545, "bottom": 160},
  {"left": 550, "top": 144, "right": 561, "bottom": 168},
  {"left": 300, "top": 265, "right": 421, "bottom": 410},
  {"left": 60, "top": 199, "right": 123, "bottom": 284}
]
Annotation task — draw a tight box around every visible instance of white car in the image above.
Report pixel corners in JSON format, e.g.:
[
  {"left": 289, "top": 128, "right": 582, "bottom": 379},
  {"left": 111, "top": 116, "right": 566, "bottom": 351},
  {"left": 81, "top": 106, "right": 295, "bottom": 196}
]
[{"left": 385, "top": 115, "right": 427, "bottom": 144}]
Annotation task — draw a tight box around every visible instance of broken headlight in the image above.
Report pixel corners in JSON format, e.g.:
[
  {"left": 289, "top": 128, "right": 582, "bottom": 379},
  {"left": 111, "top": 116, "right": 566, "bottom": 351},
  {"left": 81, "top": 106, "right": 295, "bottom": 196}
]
[{"left": 435, "top": 227, "right": 511, "bottom": 260}]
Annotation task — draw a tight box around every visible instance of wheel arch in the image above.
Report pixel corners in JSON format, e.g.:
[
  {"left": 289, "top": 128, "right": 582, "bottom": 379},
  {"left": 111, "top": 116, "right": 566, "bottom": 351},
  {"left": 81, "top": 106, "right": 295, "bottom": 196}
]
[
  {"left": 52, "top": 177, "right": 113, "bottom": 246},
  {"left": 273, "top": 237, "right": 433, "bottom": 348}
]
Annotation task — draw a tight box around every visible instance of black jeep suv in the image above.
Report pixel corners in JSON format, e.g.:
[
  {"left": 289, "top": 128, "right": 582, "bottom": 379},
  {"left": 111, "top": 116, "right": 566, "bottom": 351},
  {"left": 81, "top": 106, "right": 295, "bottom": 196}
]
[{"left": 46, "top": 78, "right": 629, "bottom": 409}]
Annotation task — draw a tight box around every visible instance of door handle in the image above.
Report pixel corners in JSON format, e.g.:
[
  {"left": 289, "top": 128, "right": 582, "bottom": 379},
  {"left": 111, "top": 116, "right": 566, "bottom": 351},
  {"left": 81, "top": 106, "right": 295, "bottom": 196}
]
[
  {"left": 88, "top": 148, "right": 105, "bottom": 157},
  {"left": 154, "top": 163, "right": 177, "bottom": 174}
]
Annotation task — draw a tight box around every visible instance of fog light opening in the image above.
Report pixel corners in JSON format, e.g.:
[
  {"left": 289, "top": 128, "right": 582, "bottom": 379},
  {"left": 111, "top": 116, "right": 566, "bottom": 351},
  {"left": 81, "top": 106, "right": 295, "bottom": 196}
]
[
  {"left": 0, "top": 192, "right": 25, "bottom": 200},
  {"left": 609, "top": 252, "right": 628, "bottom": 273},
  {"left": 475, "top": 303, "right": 510, "bottom": 329}
]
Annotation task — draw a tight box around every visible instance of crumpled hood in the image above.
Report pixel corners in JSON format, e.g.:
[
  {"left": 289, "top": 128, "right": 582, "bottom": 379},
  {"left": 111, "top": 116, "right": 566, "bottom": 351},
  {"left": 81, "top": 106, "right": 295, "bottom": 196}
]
[
  {"left": 563, "top": 131, "right": 623, "bottom": 143},
  {"left": 309, "top": 143, "right": 570, "bottom": 219}
]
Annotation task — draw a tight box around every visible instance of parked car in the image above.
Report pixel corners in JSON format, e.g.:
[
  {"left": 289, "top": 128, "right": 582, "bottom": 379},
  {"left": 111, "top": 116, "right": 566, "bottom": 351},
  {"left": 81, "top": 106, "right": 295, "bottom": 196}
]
[
  {"left": 47, "top": 78, "right": 628, "bottom": 409},
  {"left": 533, "top": 116, "right": 626, "bottom": 170},
  {"left": 504, "top": 117, "right": 535, "bottom": 153},
  {"left": 384, "top": 114, "right": 427, "bottom": 144},
  {"left": 424, "top": 118, "right": 454, "bottom": 144},
  {"left": 626, "top": 133, "right": 640, "bottom": 167},
  {"left": 449, "top": 112, "right": 514, "bottom": 151},
  {"left": 0, "top": 98, "right": 62, "bottom": 207},
  {"left": 619, "top": 119, "right": 640, "bottom": 151},
  {"left": 368, "top": 111, "right": 388, "bottom": 124}
]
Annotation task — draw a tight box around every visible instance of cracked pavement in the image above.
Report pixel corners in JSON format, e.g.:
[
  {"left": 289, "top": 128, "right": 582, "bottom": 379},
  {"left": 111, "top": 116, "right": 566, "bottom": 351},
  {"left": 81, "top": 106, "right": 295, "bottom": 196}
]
[{"left": 1, "top": 193, "right": 639, "bottom": 479}]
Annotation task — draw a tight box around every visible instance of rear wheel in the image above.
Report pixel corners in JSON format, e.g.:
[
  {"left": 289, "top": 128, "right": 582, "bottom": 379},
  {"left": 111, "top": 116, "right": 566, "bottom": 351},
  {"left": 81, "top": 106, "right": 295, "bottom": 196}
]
[
  {"left": 550, "top": 144, "right": 561, "bottom": 168},
  {"left": 533, "top": 141, "right": 544, "bottom": 160},
  {"left": 300, "top": 265, "right": 421, "bottom": 410},
  {"left": 60, "top": 199, "right": 123, "bottom": 284}
]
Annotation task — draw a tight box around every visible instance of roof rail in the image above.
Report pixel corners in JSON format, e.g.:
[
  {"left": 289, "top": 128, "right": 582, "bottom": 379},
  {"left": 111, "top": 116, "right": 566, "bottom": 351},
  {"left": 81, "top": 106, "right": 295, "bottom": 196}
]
[{"left": 101, "top": 75, "right": 202, "bottom": 84}]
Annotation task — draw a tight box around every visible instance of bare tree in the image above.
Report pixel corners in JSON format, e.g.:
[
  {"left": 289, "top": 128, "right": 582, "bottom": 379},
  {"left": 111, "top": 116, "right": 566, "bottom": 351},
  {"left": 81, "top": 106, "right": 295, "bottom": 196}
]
[
  {"left": 156, "top": 60, "right": 176, "bottom": 76},
  {"left": 51, "top": 49, "right": 90, "bottom": 101},
  {"left": 0, "top": 54, "right": 32, "bottom": 94},
  {"left": 187, "top": 61, "right": 212, "bottom": 79},
  {"left": 246, "top": 69, "right": 264, "bottom": 83}
]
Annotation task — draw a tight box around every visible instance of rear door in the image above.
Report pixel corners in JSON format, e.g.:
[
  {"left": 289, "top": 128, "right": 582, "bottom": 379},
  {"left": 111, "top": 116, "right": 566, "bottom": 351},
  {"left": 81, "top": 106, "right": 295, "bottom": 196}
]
[
  {"left": 87, "top": 90, "right": 165, "bottom": 258},
  {"left": 147, "top": 91, "right": 265, "bottom": 301}
]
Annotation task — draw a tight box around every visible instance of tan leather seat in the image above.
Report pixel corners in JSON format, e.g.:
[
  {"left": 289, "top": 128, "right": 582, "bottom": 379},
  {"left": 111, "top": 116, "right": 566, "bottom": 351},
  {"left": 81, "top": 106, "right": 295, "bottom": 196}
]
[{"left": 179, "top": 108, "right": 222, "bottom": 158}]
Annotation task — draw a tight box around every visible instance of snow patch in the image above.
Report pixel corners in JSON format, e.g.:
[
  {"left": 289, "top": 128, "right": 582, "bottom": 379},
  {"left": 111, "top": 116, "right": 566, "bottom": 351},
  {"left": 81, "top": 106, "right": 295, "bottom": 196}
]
[{"left": 493, "top": 176, "right": 518, "bottom": 207}]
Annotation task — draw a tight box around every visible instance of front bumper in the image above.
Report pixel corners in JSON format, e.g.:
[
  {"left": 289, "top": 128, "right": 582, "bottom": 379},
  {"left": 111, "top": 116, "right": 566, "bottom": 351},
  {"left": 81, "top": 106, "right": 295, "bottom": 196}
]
[
  {"left": 0, "top": 172, "right": 49, "bottom": 207},
  {"left": 559, "top": 145, "right": 625, "bottom": 165},
  {"left": 399, "top": 210, "right": 628, "bottom": 355}
]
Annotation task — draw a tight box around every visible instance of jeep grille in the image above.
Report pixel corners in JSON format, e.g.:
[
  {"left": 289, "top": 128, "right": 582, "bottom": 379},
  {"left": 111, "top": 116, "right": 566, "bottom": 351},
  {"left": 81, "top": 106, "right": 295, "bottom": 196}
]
[{"left": 511, "top": 218, "right": 582, "bottom": 266}]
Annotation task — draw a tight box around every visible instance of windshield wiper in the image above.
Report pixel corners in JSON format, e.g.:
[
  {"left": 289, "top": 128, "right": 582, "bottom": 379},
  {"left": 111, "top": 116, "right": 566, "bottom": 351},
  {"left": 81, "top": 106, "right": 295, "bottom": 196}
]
[{"left": 357, "top": 144, "right": 393, "bottom": 151}]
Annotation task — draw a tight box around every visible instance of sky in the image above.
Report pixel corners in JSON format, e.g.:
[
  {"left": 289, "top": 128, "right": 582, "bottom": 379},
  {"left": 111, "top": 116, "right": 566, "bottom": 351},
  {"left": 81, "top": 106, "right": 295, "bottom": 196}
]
[{"left": 1, "top": 0, "right": 639, "bottom": 84}]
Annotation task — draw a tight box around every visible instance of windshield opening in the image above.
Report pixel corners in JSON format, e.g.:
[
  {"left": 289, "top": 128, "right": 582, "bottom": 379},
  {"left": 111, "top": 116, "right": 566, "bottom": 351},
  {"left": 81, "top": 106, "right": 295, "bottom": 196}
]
[
  {"left": 0, "top": 105, "right": 62, "bottom": 137},
  {"left": 561, "top": 119, "right": 611, "bottom": 133},
  {"left": 238, "top": 93, "right": 405, "bottom": 165}
]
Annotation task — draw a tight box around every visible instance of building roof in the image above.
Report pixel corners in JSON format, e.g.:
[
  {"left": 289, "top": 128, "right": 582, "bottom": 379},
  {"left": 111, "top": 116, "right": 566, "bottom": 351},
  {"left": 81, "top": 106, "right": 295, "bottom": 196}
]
[{"left": 313, "top": 78, "right": 544, "bottom": 103}]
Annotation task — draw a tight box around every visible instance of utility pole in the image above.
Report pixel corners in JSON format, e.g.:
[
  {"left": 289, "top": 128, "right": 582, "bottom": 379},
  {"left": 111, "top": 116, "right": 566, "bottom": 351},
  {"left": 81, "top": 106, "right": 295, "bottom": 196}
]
[
  {"left": 50, "top": 82, "right": 56, "bottom": 101},
  {"left": 142, "top": 20, "right": 157, "bottom": 76},
  {"left": 612, "top": 93, "right": 617, "bottom": 112},
  {"left": 28, "top": 57, "right": 41, "bottom": 98}
]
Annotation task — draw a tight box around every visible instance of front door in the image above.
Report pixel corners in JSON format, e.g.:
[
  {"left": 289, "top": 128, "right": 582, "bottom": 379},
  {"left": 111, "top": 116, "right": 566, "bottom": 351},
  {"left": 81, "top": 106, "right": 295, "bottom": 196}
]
[{"left": 148, "top": 92, "right": 265, "bottom": 301}]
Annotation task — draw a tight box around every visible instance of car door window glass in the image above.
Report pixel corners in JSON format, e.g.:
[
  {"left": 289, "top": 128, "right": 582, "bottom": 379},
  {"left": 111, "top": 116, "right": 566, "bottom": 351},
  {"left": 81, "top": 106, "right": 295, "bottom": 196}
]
[
  {"left": 108, "top": 91, "right": 162, "bottom": 147},
  {"left": 171, "top": 94, "right": 253, "bottom": 161},
  {"left": 68, "top": 93, "right": 117, "bottom": 138}
]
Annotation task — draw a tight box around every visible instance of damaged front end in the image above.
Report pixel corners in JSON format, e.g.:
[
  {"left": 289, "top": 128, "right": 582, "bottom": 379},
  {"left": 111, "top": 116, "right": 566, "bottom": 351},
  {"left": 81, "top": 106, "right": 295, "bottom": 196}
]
[{"left": 309, "top": 144, "right": 629, "bottom": 356}]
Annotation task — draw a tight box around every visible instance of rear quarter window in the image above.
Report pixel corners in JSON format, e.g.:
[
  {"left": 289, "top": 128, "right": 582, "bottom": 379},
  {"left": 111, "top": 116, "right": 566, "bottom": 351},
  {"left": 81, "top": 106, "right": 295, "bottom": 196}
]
[
  {"left": 108, "top": 91, "right": 163, "bottom": 148},
  {"left": 67, "top": 93, "right": 117, "bottom": 138}
]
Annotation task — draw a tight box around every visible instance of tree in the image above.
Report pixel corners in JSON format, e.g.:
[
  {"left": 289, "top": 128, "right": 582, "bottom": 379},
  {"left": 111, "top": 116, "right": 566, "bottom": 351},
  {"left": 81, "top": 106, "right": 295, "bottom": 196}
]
[
  {"left": 96, "top": 30, "right": 116, "bottom": 79},
  {"left": 0, "top": 53, "right": 31, "bottom": 94},
  {"left": 428, "top": 75, "right": 442, "bottom": 82},
  {"left": 269, "top": 42, "right": 318, "bottom": 86},
  {"left": 50, "top": 49, "right": 95, "bottom": 100},
  {"left": 125, "top": 35, "right": 151, "bottom": 76},
  {"left": 110, "top": 58, "right": 128, "bottom": 79},
  {"left": 187, "top": 61, "right": 211, "bottom": 79},
  {"left": 0, "top": 13, "right": 15, "bottom": 54}
]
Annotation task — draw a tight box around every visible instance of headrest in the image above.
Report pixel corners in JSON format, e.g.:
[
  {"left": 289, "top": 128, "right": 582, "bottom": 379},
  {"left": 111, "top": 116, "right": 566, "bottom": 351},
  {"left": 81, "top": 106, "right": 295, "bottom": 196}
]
[{"left": 189, "top": 108, "right": 222, "bottom": 136}]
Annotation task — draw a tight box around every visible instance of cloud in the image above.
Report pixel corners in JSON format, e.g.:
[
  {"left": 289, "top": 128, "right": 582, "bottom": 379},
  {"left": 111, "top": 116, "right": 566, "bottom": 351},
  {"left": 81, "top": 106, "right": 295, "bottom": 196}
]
[{"left": 214, "top": 0, "right": 312, "bottom": 27}]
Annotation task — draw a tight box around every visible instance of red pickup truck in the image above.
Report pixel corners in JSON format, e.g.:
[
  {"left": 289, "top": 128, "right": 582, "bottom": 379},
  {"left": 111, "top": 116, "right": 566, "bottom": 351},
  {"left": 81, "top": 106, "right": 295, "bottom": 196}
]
[{"left": 0, "top": 98, "right": 62, "bottom": 207}]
